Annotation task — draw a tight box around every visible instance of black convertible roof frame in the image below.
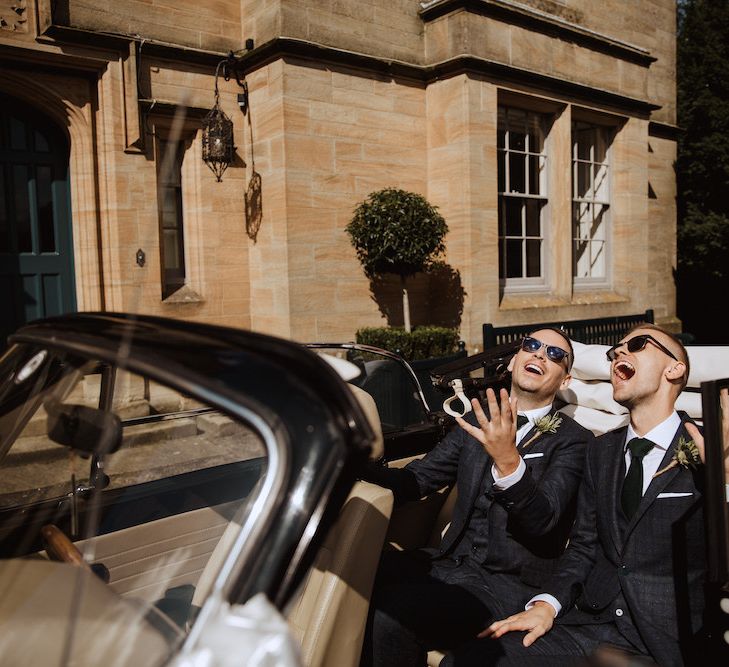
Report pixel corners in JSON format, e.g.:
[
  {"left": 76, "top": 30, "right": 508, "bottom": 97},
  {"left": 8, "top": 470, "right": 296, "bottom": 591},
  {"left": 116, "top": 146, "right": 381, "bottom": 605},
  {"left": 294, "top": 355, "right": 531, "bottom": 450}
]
[{"left": 7, "top": 312, "right": 375, "bottom": 608}]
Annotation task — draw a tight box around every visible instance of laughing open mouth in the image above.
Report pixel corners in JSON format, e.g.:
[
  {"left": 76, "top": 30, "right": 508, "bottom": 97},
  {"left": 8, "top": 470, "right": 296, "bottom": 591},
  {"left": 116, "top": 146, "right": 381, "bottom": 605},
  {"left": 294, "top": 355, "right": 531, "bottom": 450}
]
[
  {"left": 524, "top": 363, "right": 544, "bottom": 376},
  {"left": 614, "top": 360, "right": 635, "bottom": 380}
]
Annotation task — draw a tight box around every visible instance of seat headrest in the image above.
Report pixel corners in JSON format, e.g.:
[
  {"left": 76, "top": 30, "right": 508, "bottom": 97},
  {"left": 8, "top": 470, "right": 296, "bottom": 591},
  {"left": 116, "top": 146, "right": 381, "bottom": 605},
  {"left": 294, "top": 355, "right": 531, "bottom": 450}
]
[{"left": 347, "top": 384, "right": 384, "bottom": 461}]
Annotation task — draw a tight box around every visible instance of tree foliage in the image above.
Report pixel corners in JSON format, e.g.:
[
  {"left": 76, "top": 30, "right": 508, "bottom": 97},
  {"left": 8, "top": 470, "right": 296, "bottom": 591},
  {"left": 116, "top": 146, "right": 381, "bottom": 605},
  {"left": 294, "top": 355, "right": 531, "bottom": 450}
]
[
  {"left": 676, "top": 0, "right": 729, "bottom": 277},
  {"left": 345, "top": 188, "right": 448, "bottom": 279}
]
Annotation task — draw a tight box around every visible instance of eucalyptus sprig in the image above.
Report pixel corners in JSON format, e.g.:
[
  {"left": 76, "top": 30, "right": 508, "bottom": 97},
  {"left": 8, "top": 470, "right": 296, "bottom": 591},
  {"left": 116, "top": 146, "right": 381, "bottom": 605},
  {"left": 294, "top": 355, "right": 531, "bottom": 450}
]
[
  {"left": 652, "top": 436, "right": 702, "bottom": 478},
  {"left": 521, "top": 413, "right": 563, "bottom": 449}
]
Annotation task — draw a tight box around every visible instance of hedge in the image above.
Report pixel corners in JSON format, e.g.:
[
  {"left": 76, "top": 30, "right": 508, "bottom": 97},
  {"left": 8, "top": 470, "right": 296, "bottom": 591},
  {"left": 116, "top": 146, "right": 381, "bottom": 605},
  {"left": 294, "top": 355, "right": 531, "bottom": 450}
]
[{"left": 355, "top": 326, "right": 461, "bottom": 361}]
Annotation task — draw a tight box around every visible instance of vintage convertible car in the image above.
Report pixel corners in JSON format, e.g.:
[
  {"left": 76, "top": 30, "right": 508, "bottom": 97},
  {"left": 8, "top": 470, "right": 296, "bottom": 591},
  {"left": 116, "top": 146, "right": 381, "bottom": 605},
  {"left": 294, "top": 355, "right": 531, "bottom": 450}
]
[{"left": 0, "top": 313, "right": 727, "bottom": 666}]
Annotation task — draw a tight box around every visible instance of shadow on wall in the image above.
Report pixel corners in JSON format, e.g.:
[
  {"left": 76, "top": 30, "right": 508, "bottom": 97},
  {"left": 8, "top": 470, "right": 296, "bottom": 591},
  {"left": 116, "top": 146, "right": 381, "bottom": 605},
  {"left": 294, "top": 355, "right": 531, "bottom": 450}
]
[{"left": 369, "top": 262, "right": 465, "bottom": 329}]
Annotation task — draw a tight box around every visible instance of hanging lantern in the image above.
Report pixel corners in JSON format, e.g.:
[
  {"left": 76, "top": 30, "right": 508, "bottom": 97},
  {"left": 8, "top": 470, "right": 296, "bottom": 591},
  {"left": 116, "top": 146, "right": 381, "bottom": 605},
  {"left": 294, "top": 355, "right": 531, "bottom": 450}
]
[{"left": 202, "top": 63, "right": 235, "bottom": 182}]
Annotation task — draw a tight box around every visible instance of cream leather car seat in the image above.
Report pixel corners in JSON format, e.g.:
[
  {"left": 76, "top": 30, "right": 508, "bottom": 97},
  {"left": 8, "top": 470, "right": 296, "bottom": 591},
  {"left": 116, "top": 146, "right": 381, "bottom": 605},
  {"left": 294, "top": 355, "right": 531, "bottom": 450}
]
[
  {"left": 286, "top": 384, "right": 394, "bottom": 667},
  {"left": 192, "top": 384, "right": 393, "bottom": 667}
]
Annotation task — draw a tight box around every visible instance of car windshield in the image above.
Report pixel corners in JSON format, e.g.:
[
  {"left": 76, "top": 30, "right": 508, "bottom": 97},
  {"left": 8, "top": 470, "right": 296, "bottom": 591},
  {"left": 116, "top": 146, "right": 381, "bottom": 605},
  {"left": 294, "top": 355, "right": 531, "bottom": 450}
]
[
  {"left": 0, "top": 343, "right": 269, "bottom": 665},
  {"left": 311, "top": 345, "right": 432, "bottom": 431}
]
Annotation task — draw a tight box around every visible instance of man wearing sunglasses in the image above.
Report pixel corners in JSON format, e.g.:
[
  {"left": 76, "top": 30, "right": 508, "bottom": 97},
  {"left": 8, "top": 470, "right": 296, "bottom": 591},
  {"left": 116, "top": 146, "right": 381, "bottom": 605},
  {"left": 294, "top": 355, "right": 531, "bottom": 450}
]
[
  {"left": 361, "top": 328, "right": 593, "bottom": 667},
  {"left": 459, "top": 324, "right": 704, "bottom": 667}
]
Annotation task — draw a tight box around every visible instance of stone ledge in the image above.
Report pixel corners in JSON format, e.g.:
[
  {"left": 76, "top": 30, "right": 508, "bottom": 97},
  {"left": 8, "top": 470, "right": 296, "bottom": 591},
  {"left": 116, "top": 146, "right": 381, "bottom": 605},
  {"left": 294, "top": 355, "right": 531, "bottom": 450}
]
[
  {"left": 499, "top": 290, "right": 630, "bottom": 311},
  {"left": 162, "top": 284, "right": 205, "bottom": 304}
]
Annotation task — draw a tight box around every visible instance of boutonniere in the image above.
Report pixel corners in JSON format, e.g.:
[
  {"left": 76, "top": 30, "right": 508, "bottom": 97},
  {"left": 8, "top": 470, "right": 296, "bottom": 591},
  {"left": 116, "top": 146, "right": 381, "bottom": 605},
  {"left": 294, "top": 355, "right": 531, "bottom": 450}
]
[
  {"left": 652, "top": 436, "right": 702, "bottom": 478},
  {"left": 521, "top": 413, "right": 563, "bottom": 449}
]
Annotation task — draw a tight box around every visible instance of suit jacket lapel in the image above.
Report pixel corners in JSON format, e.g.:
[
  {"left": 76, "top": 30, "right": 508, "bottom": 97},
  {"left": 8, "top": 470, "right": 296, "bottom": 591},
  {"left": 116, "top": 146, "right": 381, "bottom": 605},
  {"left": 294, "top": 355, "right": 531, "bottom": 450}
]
[
  {"left": 604, "top": 426, "right": 629, "bottom": 553},
  {"left": 462, "top": 435, "right": 492, "bottom": 511}
]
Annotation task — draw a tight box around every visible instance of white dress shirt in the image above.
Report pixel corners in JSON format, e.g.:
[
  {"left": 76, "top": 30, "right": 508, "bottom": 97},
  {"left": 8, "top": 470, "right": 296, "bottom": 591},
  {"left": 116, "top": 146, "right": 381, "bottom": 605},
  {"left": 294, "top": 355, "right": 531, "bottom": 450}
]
[{"left": 491, "top": 403, "right": 553, "bottom": 490}]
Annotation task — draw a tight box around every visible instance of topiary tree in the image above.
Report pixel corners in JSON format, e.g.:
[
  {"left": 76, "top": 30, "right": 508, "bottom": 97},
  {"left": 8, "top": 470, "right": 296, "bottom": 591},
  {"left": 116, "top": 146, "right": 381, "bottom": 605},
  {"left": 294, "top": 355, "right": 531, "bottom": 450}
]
[{"left": 345, "top": 188, "right": 448, "bottom": 332}]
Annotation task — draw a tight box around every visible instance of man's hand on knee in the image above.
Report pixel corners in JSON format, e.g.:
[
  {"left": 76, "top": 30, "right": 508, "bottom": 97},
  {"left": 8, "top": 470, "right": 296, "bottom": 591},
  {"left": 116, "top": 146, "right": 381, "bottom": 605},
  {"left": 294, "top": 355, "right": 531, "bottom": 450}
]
[{"left": 477, "top": 601, "right": 556, "bottom": 647}]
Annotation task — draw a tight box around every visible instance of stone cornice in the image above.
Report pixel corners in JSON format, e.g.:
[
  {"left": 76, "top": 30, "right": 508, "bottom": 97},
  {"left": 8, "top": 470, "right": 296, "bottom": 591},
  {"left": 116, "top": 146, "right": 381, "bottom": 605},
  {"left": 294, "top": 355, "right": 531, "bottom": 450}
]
[
  {"left": 35, "top": 22, "right": 225, "bottom": 69},
  {"left": 235, "top": 37, "right": 660, "bottom": 117},
  {"left": 419, "top": 0, "right": 656, "bottom": 67}
]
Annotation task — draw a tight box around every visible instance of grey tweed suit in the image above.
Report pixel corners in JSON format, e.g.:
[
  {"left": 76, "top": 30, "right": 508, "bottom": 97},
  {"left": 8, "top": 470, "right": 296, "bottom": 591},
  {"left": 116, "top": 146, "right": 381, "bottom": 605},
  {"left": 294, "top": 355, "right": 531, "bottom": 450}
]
[
  {"left": 551, "top": 413, "right": 705, "bottom": 666},
  {"left": 361, "top": 407, "right": 592, "bottom": 667},
  {"left": 445, "top": 413, "right": 706, "bottom": 667}
]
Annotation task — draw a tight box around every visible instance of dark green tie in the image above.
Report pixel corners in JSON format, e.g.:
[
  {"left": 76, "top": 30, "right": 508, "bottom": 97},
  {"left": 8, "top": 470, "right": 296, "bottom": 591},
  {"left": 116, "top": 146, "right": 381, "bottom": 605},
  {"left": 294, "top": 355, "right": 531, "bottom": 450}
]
[
  {"left": 516, "top": 414, "right": 529, "bottom": 429},
  {"left": 621, "top": 437, "right": 655, "bottom": 519}
]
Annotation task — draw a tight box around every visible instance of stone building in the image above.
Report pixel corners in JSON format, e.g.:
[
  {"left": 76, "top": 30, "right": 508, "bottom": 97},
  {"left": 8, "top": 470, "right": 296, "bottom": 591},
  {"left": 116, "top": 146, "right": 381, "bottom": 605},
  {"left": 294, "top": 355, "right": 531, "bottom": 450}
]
[{"left": 0, "top": 1, "right": 678, "bottom": 349}]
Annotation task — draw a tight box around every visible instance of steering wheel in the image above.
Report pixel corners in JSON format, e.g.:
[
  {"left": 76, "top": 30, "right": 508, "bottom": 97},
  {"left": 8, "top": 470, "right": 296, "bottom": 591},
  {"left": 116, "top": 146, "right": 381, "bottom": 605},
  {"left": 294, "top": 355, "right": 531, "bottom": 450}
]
[{"left": 41, "top": 524, "right": 92, "bottom": 572}]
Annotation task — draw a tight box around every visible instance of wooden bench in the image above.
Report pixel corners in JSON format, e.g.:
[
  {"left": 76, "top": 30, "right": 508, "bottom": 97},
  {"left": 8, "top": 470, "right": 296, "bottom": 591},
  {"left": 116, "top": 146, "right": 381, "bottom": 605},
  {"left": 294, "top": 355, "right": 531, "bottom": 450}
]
[{"left": 482, "top": 309, "right": 655, "bottom": 349}]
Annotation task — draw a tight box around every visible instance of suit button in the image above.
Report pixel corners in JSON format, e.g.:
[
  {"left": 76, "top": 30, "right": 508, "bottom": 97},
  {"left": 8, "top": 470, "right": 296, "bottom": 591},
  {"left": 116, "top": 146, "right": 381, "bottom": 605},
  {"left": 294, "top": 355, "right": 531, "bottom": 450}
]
[
  {"left": 615, "top": 608, "right": 624, "bottom": 617},
  {"left": 620, "top": 565, "right": 629, "bottom": 575},
  {"left": 471, "top": 545, "right": 478, "bottom": 553}
]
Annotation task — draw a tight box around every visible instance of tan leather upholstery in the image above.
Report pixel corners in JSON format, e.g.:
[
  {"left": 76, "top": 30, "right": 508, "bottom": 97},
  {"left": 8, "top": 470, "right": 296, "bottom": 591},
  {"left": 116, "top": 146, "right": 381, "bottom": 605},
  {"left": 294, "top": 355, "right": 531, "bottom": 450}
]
[
  {"left": 284, "top": 384, "right": 393, "bottom": 666},
  {"left": 0, "top": 559, "right": 179, "bottom": 666},
  {"left": 287, "top": 480, "right": 393, "bottom": 667},
  {"left": 349, "top": 383, "right": 384, "bottom": 461},
  {"left": 81, "top": 503, "right": 236, "bottom": 602}
]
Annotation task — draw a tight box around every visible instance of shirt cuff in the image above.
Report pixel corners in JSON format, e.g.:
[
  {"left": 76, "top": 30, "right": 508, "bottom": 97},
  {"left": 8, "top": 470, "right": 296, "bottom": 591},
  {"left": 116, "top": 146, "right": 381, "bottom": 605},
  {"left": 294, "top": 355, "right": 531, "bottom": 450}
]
[
  {"left": 526, "top": 594, "right": 561, "bottom": 616},
  {"left": 491, "top": 458, "right": 526, "bottom": 490}
]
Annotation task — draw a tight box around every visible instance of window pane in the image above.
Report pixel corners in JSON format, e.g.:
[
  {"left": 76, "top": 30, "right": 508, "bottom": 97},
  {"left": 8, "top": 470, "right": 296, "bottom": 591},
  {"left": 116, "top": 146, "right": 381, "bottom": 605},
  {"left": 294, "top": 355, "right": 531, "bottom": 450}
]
[
  {"left": 525, "top": 239, "right": 541, "bottom": 277},
  {"left": 163, "top": 229, "right": 181, "bottom": 270},
  {"left": 509, "top": 153, "right": 526, "bottom": 193},
  {"left": 590, "top": 240, "right": 606, "bottom": 278},
  {"left": 525, "top": 199, "right": 542, "bottom": 237},
  {"left": 593, "top": 163, "right": 609, "bottom": 201},
  {"left": 36, "top": 166, "right": 56, "bottom": 253},
  {"left": 574, "top": 238, "right": 589, "bottom": 277},
  {"left": 498, "top": 150, "right": 506, "bottom": 192},
  {"left": 510, "top": 129, "right": 526, "bottom": 152},
  {"left": 576, "top": 161, "right": 591, "bottom": 199},
  {"left": 13, "top": 165, "right": 31, "bottom": 253},
  {"left": 497, "top": 129, "right": 505, "bottom": 149},
  {"left": 529, "top": 155, "right": 544, "bottom": 195},
  {"left": 504, "top": 198, "right": 522, "bottom": 237},
  {"left": 528, "top": 127, "right": 543, "bottom": 154},
  {"left": 506, "top": 239, "right": 523, "bottom": 278},
  {"left": 591, "top": 204, "right": 607, "bottom": 241}
]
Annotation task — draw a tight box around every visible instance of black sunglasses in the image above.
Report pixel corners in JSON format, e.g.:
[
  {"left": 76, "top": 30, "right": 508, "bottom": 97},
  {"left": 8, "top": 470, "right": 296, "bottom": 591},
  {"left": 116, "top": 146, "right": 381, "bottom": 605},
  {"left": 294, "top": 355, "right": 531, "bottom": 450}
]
[
  {"left": 521, "top": 336, "right": 570, "bottom": 365},
  {"left": 606, "top": 334, "right": 678, "bottom": 362}
]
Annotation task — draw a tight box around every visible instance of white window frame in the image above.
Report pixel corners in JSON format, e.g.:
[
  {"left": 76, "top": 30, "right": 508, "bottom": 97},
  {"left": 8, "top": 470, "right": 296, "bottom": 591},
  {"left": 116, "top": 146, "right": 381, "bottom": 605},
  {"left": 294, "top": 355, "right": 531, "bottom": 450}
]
[
  {"left": 572, "top": 120, "right": 612, "bottom": 287},
  {"left": 497, "top": 107, "right": 550, "bottom": 290}
]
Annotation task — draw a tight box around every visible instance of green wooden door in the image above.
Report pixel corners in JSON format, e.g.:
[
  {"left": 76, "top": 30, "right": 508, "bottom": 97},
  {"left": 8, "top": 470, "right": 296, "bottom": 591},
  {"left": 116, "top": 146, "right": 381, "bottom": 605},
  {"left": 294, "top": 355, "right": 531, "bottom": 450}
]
[{"left": 0, "top": 94, "right": 76, "bottom": 348}]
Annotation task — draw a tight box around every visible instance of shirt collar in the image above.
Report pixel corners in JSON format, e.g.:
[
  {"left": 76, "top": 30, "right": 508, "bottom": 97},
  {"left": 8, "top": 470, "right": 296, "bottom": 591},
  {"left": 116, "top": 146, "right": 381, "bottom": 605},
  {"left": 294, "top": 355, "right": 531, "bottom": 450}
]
[
  {"left": 520, "top": 403, "right": 553, "bottom": 425},
  {"left": 625, "top": 411, "right": 682, "bottom": 452}
]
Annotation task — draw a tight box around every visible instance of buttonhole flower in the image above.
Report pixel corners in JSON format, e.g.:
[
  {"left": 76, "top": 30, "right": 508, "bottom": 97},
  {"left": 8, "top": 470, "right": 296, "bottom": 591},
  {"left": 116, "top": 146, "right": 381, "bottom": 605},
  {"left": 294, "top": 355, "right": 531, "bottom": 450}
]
[
  {"left": 521, "top": 414, "right": 563, "bottom": 449},
  {"left": 652, "top": 437, "right": 702, "bottom": 478}
]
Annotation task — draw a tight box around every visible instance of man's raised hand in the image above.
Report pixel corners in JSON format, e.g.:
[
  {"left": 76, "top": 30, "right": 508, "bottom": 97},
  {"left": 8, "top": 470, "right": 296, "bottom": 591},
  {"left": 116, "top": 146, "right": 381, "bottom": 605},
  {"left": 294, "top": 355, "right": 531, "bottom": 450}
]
[{"left": 455, "top": 388, "right": 521, "bottom": 477}]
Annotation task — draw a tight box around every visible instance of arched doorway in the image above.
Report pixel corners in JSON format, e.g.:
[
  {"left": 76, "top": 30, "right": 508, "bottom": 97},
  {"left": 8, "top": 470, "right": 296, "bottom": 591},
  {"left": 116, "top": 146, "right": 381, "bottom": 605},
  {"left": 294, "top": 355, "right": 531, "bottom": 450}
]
[{"left": 0, "top": 93, "right": 76, "bottom": 347}]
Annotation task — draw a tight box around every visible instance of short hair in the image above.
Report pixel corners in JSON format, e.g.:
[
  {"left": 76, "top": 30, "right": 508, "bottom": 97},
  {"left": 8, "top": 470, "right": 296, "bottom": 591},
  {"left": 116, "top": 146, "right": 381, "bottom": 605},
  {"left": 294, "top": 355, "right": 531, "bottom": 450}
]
[
  {"left": 527, "top": 326, "right": 574, "bottom": 372},
  {"left": 624, "top": 322, "right": 690, "bottom": 391}
]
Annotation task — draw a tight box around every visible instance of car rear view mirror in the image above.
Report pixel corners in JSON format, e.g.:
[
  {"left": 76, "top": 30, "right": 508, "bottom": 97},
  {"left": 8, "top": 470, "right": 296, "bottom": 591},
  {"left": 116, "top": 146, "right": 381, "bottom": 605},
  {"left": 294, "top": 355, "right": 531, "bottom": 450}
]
[{"left": 45, "top": 400, "right": 123, "bottom": 455}]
